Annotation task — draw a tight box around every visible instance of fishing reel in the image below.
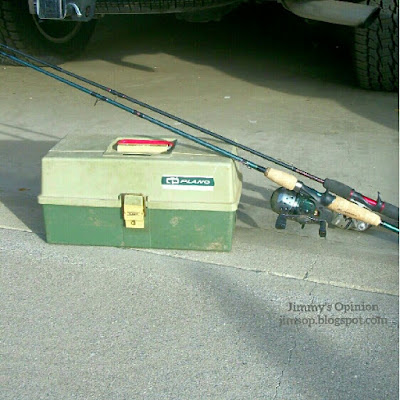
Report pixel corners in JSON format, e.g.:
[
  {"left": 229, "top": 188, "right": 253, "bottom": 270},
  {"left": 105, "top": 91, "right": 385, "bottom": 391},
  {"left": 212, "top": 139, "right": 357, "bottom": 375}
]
[{"left": 270, "top": 187, "right": 370, "bottom": 237}]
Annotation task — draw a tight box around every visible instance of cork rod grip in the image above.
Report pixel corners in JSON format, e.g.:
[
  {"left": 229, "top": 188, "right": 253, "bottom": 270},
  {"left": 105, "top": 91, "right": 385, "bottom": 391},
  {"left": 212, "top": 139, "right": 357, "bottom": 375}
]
[
  {"left": 264, "top": 168, "right": 298, "bottom": 190},
  {"left": 327, "top": 196, "right": 381, "bottom": 226}
]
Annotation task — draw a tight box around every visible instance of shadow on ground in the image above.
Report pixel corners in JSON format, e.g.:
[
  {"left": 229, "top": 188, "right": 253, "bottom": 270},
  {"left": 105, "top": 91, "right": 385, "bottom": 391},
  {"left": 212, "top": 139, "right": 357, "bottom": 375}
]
[
  {"left": 0, "top": 124, "right": 58, "bottom": 235},
  {"left": 0, "top": 124, "right": 272, "bottom": 236},
  {"left": 80, "top": 3, "right": 397, "bottom": 130}
]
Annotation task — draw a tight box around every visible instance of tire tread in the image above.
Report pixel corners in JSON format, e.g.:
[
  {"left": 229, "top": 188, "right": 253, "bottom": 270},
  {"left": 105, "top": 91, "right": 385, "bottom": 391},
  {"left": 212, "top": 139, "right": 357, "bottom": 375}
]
[{"left": 353, "top": 0, "right": 398, "bottom": 91}]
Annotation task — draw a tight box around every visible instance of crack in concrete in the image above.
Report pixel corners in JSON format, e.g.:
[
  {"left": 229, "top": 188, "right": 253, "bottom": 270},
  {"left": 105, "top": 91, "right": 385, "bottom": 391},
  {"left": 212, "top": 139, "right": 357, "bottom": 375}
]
[
  {"left": 273, "top": 336, "right": 298, "bottom": 400},
  {"left": 0, "top": 226, "right": 398, "bottom": 296},
  {"left": 308, "top": 282, "right": 318, "bottom": 296},
  {"left": 135, "top": 248, "right": 399, "bottom": 296},
  {"left": 303, "top": 258, "right": 317, "bottom": 280}
]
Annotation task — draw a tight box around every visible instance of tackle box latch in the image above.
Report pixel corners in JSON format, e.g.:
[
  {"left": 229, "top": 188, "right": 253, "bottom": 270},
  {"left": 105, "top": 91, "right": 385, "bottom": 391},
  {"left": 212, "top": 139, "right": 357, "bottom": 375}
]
[{"left": 123, "top": 194, "right": 146, "bottom": 229}]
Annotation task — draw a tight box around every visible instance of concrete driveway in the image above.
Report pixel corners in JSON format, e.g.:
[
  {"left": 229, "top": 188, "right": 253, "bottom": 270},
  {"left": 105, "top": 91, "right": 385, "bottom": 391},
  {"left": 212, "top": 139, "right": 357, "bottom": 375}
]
[{"left": 1, "top": 4, "right": 398, "bottom": 399}]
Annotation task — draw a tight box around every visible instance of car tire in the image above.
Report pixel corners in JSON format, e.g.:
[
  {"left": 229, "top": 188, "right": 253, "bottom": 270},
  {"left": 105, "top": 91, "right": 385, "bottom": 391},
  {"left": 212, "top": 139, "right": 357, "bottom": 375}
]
[
  {"left": 353, "top": 0, "right": 398, "bottom": 91},
  {"left": 0, "top": 0, "right": 97, "bottom": 64}
]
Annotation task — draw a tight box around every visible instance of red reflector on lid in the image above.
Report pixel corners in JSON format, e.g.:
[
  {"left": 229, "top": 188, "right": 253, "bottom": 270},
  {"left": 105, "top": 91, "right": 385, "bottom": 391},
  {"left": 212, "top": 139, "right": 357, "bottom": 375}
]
[{"left": 117, "top": 139, "right": 174, "bottom": 147}]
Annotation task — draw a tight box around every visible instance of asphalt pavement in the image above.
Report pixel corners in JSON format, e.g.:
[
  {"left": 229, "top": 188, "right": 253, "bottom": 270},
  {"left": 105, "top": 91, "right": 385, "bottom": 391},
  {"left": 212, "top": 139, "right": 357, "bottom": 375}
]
[{"left": 1, "top": 4, "right": 398, "bottom": 399}]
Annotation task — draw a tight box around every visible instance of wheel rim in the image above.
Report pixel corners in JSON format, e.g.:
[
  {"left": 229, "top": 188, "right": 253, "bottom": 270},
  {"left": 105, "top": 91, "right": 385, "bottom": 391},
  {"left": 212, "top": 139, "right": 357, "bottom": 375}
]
[{"left": 32, "top": 16, "right": 82, "bottom": 44}]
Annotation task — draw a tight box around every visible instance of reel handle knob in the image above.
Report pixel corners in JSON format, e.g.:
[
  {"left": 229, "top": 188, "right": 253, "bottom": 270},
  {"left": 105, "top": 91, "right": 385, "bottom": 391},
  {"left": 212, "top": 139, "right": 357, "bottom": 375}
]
[
  {"left": 319, "top": 221, "right": 327, "bottom": 237},
  {"left": 275, "top": 214, "right": 287, "bottom": 230}
]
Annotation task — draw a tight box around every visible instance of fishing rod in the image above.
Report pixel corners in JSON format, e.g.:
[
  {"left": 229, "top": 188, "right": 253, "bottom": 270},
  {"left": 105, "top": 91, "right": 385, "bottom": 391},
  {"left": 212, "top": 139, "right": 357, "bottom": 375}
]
[
  {"left": 1, "top": 43, "right": 397, "bottom": 222},
  {"left": 0, "top": 47, "right": 398, "bottom": 236}
]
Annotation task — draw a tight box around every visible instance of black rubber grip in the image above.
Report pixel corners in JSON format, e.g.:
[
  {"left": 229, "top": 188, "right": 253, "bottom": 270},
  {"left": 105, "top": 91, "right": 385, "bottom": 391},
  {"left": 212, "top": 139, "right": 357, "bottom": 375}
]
[
  {"left": 323, "top": 179, "right": 353, "bottom": 199},
  {"left": 381, "top": 202, "right": 399, "bottom": 221}
]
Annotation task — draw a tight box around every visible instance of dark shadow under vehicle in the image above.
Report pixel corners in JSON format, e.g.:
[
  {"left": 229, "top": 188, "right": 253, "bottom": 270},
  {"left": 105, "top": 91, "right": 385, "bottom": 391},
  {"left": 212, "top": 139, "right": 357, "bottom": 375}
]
[{"left": 0, "top": 0, "right": 398, "bottom": 91}]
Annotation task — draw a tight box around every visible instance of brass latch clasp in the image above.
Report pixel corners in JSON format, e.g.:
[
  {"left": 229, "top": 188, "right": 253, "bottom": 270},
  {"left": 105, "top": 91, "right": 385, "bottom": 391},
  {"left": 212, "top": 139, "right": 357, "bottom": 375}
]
[{"left": 123, "top": 194, "right": 146, "bottom": 229}]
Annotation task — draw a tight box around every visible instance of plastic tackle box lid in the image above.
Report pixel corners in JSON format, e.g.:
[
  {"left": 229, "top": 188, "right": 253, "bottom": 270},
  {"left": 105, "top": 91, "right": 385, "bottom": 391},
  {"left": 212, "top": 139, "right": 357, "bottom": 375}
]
[{"left": 38, "top": 134, "right": 242, "bottom": 212}]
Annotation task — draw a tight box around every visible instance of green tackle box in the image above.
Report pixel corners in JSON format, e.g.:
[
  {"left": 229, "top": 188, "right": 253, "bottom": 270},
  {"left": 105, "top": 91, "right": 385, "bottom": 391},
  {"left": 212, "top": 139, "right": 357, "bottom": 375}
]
[{"left": 38, "top": 134, "right": 242, "bottom": 251}]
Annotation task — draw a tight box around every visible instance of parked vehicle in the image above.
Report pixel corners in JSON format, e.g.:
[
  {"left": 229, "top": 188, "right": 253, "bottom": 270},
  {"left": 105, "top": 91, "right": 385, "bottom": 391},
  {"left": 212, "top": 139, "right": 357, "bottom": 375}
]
[{"left": 0, "top": 0, "right": 398, "bottom": 91}]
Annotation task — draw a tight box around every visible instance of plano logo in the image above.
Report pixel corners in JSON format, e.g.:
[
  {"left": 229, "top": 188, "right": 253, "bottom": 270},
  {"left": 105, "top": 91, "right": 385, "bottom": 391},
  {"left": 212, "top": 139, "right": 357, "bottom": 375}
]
[{"left": 162, "top": 176, "right": 215, "bottom": 191}]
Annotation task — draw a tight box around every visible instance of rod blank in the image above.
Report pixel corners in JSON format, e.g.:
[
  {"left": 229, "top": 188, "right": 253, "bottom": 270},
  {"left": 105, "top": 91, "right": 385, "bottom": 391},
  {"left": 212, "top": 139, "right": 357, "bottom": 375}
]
[
  {"left": 1, "top": 43, "right": 397, "bottom": 222},
  {"left": 0, "top": 45, "right": 398, "bottom": 234}
]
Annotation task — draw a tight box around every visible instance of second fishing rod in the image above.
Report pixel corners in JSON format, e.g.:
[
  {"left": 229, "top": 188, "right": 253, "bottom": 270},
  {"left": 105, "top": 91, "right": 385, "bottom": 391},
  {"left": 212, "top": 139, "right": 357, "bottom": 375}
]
[
  {"left": 1, "top": 43, "right": 398, "bottom": 222},
  {"left": 1, "top": 46, "right": 398, "bottom": 236}
]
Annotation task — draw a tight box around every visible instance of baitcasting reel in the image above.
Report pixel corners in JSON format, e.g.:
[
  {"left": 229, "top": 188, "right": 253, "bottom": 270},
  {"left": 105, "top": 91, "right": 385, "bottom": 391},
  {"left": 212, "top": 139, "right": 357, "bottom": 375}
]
[{"left": 270, "top": 187, "right": 370, "bottom": 237}]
